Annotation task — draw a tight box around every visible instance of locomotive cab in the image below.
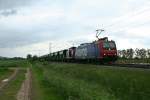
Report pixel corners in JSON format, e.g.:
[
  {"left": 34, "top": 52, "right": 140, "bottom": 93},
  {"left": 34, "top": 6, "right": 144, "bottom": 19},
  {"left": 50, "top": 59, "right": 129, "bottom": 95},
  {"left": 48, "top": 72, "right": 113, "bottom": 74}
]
[
  {"left": 103, "top": 41, "right": 117, "bottom": 55},
  {"left": 98, "top": 37, "right": 117, "bottom": 62}
]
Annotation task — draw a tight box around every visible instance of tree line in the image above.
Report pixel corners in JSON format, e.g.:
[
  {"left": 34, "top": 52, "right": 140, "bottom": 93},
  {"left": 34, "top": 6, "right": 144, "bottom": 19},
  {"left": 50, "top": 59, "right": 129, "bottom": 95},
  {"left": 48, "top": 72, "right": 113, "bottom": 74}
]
[{"left": 118, "top": 48, "right": 150, "bottom": 59}]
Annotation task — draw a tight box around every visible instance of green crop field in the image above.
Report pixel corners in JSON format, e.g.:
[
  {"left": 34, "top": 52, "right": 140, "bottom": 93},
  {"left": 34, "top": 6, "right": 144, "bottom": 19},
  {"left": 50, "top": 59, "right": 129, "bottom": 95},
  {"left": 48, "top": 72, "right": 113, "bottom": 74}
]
[{"left": 31, "top": 62, "right": 150, "bottom": 100}]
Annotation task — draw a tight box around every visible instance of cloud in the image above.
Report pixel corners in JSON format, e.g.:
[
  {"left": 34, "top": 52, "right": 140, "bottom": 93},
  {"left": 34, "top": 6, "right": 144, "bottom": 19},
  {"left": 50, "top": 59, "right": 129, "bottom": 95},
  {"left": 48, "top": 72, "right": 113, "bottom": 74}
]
[
  {"left": 0, "top": 0, "right": 149, "bottom": 57},
  {"left": 0, "top": 9, "right": 17, "bottom": 17},
  {"left": 0, "top": 0, "right": 35, "bottom": 10}
]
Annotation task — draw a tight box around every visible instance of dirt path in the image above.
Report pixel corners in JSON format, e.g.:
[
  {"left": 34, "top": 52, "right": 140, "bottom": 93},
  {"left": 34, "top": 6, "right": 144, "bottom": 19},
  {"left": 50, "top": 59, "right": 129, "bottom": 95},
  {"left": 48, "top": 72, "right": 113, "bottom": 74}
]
[
  {"left": 0, "top": 68, "right": 19, "bottom": 90},
  {"left": 17, "top": 68, "right": 32, "bottom": 100}
]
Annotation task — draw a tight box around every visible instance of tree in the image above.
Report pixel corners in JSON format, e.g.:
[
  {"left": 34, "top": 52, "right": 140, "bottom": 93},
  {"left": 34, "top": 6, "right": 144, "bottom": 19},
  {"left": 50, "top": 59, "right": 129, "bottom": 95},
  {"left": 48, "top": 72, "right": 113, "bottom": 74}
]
[
  {"left": 135, "top": 48, "right": 140, "bottom": 58},
  {"left": 122, "top": 49, "right": 127, "bottom": 59},
  {"left": 126, "top": 48, "right": 134, "bottom": 59},
  {"left": 147, "top": 49, "right": 150, "bottom": 58},
  {"left": 135, "top": 48, "right": 146, "bottom": 59},
  {"left": 27, "top": 54, "right": 32, "bottom": 60},
  {"left": 32, "top": 55, "right": 38, "bottom": 61},
  {"left": 117, "top": 50, "right": 122, "bottom": 58},
  {"left": 140, "top": 48, "right": 147, "bottom": 59}
]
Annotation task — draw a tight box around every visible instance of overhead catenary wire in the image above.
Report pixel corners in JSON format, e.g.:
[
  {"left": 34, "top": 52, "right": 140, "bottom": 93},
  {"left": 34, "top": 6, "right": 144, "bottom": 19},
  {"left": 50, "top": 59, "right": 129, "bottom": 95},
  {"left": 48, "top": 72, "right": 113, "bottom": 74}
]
[{"left": 102, "top": 5, "right": 150, "bottom": 30}]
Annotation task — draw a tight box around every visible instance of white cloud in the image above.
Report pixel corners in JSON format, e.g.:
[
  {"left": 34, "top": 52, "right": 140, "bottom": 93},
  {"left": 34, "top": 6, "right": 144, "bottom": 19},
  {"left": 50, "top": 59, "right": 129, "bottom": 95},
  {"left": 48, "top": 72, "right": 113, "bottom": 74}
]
[{"left": 0, "top": 0, "right": 150, "bottom": 57}]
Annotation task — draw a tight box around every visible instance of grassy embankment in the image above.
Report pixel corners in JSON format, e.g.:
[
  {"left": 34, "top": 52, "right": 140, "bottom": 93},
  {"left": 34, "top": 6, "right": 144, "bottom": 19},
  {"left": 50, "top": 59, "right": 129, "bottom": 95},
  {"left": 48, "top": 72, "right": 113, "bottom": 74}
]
[{"left": 31, "top": 62, "right": 150, "bottom": 100}]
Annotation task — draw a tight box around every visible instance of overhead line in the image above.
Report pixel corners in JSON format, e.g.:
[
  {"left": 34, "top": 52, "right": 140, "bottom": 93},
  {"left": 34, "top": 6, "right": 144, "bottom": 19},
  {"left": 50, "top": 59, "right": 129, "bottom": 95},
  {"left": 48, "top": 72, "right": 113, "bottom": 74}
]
[{"left": 103, "top": 5, "right": 150, "bottom": 29}]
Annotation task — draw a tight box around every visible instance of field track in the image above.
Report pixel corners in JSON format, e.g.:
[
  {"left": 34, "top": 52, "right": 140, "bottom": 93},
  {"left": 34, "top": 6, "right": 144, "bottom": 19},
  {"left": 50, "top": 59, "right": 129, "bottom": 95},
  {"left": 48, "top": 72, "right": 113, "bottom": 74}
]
[
  {"left": 17, "top": 68, "right": 32, "bottom": 100},
  {"left": 0, "top": 68, "right": 19, "bottom": 91}
]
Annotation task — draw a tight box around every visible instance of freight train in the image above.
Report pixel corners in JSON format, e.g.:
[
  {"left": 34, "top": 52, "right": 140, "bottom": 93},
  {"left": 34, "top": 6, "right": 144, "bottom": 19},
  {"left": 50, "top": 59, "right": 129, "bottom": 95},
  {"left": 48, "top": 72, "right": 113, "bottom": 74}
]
[{"left": 40, "top": 37, "right": 118, "bottom": 63}]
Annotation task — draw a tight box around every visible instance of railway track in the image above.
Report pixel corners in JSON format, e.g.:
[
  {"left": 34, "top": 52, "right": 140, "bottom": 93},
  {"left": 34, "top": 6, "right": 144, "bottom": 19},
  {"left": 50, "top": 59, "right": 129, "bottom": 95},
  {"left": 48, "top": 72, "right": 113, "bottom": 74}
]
[
  {"left": 103, "top": 63, "right": 150, "bottom": 69},
  {"left": 50, "top": 61, "right": 150, "bottom": 69}
]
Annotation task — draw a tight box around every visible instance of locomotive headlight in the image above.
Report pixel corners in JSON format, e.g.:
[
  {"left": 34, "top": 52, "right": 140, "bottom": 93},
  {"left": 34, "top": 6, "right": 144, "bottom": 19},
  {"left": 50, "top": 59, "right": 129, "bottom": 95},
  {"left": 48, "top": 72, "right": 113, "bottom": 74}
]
[{"left": 104, "top": 53, "right": 106, "bottom": 56}]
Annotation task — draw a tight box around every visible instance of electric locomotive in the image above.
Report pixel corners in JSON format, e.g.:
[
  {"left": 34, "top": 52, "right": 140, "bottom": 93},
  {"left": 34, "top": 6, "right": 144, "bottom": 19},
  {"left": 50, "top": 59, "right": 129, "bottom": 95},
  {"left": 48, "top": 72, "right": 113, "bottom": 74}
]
[
  {"left": 45, "top": 29, "right": 118, "bottom": 63},
  {"left": 74, "top": 37, "right": 117, "bottom": 63}
]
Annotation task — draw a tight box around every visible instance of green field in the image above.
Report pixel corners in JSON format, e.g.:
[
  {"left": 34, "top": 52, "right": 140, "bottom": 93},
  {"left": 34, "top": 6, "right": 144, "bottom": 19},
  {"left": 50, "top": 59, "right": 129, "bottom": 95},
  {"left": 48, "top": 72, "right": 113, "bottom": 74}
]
[
  {"left": 31, "top": 62, "right": 150, "bottom": 100},
  {"left": 0, "top": 68, "right": 13, "bottom": 82},
  {"left": 0, "top": 69, "right": 26, "bottom": 100},
  {"left": 0, "top": 60, "right": 150, "bottom": 100},
  {"left": 0, "top": 60, "right": 29, "bottom": 68},
  {"left": 0, "top": 60, "right": 28, "bottom": 100}
]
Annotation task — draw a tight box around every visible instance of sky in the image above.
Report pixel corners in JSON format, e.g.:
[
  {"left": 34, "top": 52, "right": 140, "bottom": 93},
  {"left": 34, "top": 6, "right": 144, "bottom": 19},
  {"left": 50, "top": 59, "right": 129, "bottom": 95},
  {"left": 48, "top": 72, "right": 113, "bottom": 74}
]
[{"left": 0, "top": 0, "right": 150, "bottom": 57}]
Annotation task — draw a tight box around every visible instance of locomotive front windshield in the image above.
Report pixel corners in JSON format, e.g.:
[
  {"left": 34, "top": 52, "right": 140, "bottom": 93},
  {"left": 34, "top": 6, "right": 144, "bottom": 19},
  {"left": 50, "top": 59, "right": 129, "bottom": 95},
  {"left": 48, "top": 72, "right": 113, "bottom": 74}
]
[{"left": 103, "top": 42, "right": 116, "bottom": 50}]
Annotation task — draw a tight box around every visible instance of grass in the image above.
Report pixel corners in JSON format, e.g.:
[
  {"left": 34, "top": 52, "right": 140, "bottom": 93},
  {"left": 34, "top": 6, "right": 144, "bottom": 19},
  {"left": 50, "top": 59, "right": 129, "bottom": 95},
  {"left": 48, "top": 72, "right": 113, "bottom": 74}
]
[
  {"left": 0, "top": 68, "right": 13, "bottom": 82},
  {"left": 0, "top": 60, "right": 149, "bottom": 100},
  {"left": 0, "top": 60, "right": 29, "bottom": 100},
  {"left": 32, "top": 62, "right": 150, "bottom": 100},
  {"left": 31, "top": 63, "right": 65, "bottom": 100},
  {"left": 0, "top": 69, "right": 26, "bottom": 100},
  {"left": 117, "top": 58, "right": 150, "bottom": 64},
  {"left": 0, "top": 60, "right": 29, "bottom": 68}
]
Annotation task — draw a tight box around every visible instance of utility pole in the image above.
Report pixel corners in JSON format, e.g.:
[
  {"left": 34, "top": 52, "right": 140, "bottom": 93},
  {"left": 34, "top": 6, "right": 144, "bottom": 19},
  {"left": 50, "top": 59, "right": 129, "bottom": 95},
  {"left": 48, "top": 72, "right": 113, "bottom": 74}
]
[
  {"left": 72, "top": 42, "right": 75, "bottom": 47},
  {"left": 38, "top": 50, "right": 40, "bottom": 57},
  {"left": 96, "top": 29, "right": 105, "bottom": 39},
  {"left": 49, "top": 42, "right": 52, "bottom": 54}
]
